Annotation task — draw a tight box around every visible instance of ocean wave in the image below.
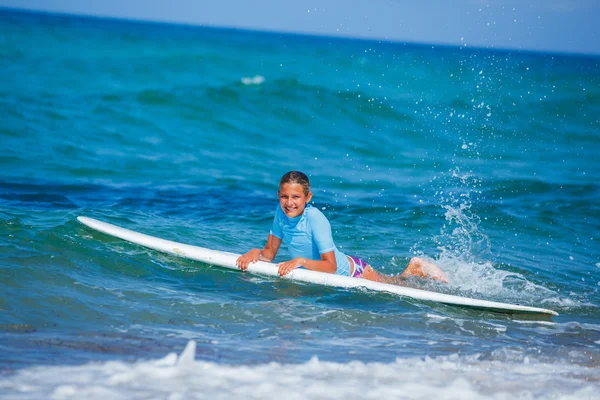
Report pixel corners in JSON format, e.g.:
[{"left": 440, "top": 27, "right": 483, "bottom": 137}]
[
  {"left": 1, "top": 340, "right": 597, "bottom": 399},
  {"left": 482, "top": 179, "right": 600, "bottom": 202},
  {"left": 89, "top": 77, "right": 413, "bottom": 131}
]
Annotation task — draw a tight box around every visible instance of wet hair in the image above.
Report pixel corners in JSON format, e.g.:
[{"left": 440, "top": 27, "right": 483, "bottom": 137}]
[{"left": 279, "top": 171, "right": 311, "bottom": 196}]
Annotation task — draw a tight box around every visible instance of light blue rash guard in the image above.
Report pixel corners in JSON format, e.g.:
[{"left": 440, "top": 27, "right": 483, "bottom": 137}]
[{"left": 270, "top": 204, "right": 351, "bottom": 276}]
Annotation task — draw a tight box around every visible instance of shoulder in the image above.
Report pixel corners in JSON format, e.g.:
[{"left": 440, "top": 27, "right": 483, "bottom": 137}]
[{"left": 305, "top": 205, "right": 330, "bottom": 226}]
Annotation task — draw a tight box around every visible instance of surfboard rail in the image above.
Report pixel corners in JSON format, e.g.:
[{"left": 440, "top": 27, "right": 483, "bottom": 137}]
[{"left": 77, "top": 216, "right": 558, "bottom": 317}]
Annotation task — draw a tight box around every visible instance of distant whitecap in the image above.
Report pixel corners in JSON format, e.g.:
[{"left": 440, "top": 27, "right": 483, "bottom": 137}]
[{"left": 241, "top": 75, "right": 265, "bottom": 85}]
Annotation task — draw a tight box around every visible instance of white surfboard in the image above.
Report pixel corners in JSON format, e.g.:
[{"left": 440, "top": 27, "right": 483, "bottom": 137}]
[{"left": 77, "top": 216, "right": 558, "bottom": 317}]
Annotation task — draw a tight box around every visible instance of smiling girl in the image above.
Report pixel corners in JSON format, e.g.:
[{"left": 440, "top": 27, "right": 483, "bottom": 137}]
[{"left": 236, "top": 170, "right": 447, "bottom": 284}]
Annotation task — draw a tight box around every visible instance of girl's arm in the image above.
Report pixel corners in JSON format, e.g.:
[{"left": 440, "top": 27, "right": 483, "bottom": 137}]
[
  {"left": 277, "top": 251, "right": 337, "bottom": 276},
  {"left": 236, "top": 234, "right": 282, "bottom": 271}
]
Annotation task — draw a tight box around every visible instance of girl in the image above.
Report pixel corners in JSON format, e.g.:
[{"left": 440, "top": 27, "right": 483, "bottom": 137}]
[{"left": 236, "top": 171, "right": 448, "bottom": 284}]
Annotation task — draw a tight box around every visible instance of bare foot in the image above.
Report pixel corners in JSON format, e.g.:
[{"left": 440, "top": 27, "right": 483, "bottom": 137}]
[{"left": 400, "top": 257, "right": 449, "bottom": 283}]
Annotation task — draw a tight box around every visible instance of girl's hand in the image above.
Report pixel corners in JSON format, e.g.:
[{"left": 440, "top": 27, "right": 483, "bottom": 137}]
[
  {"left": 277, "top": 258, "right": 306, "bottom": 276},
  {"left": 236, "top": 249, "right": 262, "bottom": 271}
]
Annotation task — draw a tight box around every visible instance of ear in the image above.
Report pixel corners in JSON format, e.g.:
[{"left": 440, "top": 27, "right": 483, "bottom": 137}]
[{"left": 306, "top": 191, "right": 313, "bottom": 203}]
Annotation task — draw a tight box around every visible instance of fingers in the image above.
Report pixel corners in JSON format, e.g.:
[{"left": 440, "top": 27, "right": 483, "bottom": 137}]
[
  {"left": 237, "top": 249, "right": 263, "bottom": 271},
  {"left": 238, "top": 258, "right": 250, "bottom": 271},
  {"left": 236, "top": 253, "right": 258, "bottom": 271},
  {"left": 277, "top": 260, "right": 300, "bottom": 277},
  {"left": 277, "top": 263, "right": 287, "bottom": 276},
  {"left": 236, "top": 256, "right": 247, "bottom": 271}
]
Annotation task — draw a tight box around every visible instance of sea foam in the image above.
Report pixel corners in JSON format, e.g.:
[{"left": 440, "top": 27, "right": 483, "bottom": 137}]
[
  {"left": 1, "top": 340, "right": 597, "bottom": 400},
  {"left": 241, "top": 75, "right": 265, "bottom": 85}
]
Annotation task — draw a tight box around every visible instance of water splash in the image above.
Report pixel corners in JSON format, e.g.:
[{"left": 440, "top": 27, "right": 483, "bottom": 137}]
[
  {"left": 427, "top": 167, "right": 561, "bottom": 303},
  {"left": 432, "top": 166, "right": 488, "bottom": 262},
  {"left": 439, "top": 202, "right": 490, "bottom": 262}
]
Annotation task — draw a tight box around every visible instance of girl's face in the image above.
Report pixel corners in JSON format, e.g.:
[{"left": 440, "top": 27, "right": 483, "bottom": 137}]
[{"left": 278, "top": 183, "right": 312, "bottom": 218}]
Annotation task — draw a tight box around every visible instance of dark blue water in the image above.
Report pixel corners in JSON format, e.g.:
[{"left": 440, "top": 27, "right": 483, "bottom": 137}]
[{"left": 1, "top": 9, "right": 599, "bottom": 399}]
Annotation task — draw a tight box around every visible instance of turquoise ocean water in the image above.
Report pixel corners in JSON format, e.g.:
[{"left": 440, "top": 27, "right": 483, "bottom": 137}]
[{"left": 1, "top": 9, "right": 599, "bottom": 399}]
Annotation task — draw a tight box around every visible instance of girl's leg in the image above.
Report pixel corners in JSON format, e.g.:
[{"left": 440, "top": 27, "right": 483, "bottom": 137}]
[
  {"left": 399, "top": 257, "right": 448, "bottom": 283},
  {"left": 348, "top": 256, "right": 395, "bottom": 284},
  {"left": 359, "top": 265, "right": 391, "bottom": 283},
  {"left": 359, "top": 257, "right": 448, "bottom": 284}
]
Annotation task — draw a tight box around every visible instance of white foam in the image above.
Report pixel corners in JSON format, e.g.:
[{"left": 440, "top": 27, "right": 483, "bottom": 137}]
[
  {"left": 241, "top": 75, "right": 265, "bottom": 85},
  {"left": 1, "top": 341, "right": 598, "bottom": 400}
]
